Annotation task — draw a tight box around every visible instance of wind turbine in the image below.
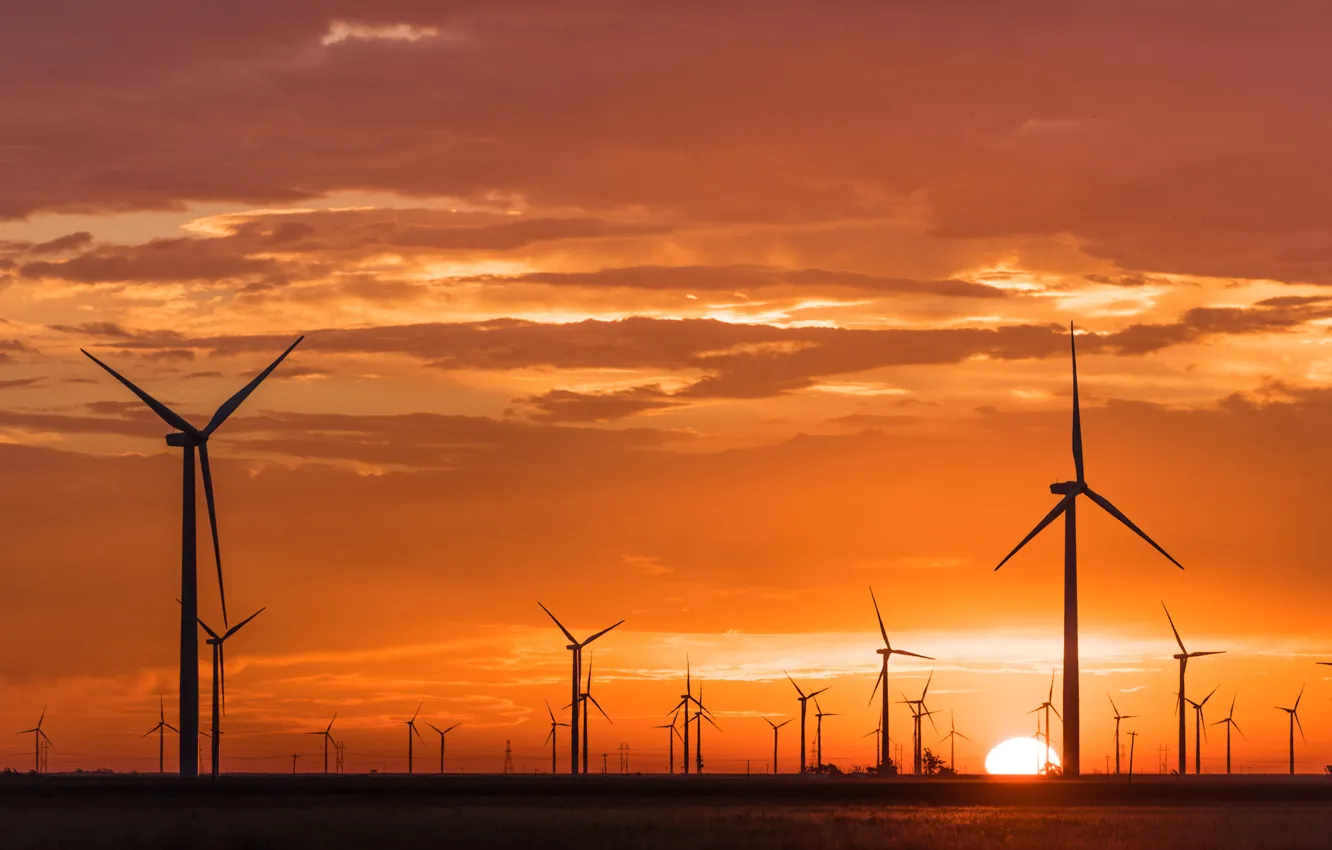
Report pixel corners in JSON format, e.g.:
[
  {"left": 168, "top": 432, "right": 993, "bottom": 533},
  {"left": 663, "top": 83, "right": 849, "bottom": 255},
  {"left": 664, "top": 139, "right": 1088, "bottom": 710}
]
[
  {"left": 142, "top": 696, "right": 179, "bottom": 774},
  {"left": 1210, "top": 694, "right": 1245, "bottom": 775},
  {"left": 813, "top": 696, "right": 837, "bottom": 771},
  {"left": 538, "top": 602, "right": 623, "bottom": 775},
  {"left": 1163, "top": 603, "right": 1224, "bottom": 774},
  {"left": 899, "top": 669, "right": 936, "bottom": 775},
  {"left": 83, "top": 337, "right": 302, "bottom": 777},
  {"left": 691, "top": 680, "right": 720, "bottom": 775},
  {"left": 546, "top": 700, "right": 570, "bottom": 774},
  {"left": 1275, "top": 685, "right": 1305, "bottom": 775},
  {"left": 1184, "top": 684, "right": 1218, "bottom": 775},
  {"left": 307, "top": 713, "right": 337, "bottom": 775},
  {"left": 868, "top": 586, "right": 931, "bottom": 773},
  {"left": 861, "top": 719, "right": 882, "bottom": 771},
  {"left": 785, "top": 673, "right": 829, "bottom": 774},
  {"left": 197, "top": 606, "right": 264, "bottom": 777},
  {"left": 668, "top": 658, "right": 708, "bottom": 776},
  {"left": 17, "top": 708, "right": 51, "bottom": 774},
  {"left": 938, "top": 710, "right": 971, "bottom": 774},
  {"left": 1028, "top": 672, "right": 1061, "bottom": 775},
  {"left": 579, "top": 654, "right": 613, "bottom": 774},
  {"left": 654, "top": 712, "right": 681, "bottom": 775},
  {"left": 993, "top": 322, "right": 1183, "bottom": 777},
  {"left": 403, "top": 702, "right": 423, "bottom": 774},
  {"left": 1127, "top": 730, "right": 1139, "bottom": 782},
  {"left": 1108, "top": 694, "right": 1137, "bottom": 775},
  {"left": 765, "top": 717, "right": 792, "bottom": 775},
  {"left": 427, "top": 720, "right": 461, "bottom": 774}
]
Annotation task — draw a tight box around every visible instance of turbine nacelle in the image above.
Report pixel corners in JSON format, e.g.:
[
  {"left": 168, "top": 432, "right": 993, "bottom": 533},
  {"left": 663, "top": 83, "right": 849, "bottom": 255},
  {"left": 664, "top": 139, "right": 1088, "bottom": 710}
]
[
  {"left": 165, "top": 432, "right": 201, "bottom": 447},
  {"left": 1049, "top": 480, "right": 1083, "bottom": 496}
]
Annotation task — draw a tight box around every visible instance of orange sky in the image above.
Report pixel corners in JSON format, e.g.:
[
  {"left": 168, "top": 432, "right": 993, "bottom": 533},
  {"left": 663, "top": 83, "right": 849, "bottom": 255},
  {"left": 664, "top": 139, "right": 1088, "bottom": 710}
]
[{"left": 2, "top": 2, "right": 1332, "bottom": 775}]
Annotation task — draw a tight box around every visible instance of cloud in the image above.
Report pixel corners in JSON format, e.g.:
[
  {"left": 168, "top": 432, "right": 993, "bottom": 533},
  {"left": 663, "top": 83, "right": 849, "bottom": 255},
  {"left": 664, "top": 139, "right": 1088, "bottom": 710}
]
[
  {"left": 519, "top": 385, "right": 678, "bottom": 423},
  {"left": 501, "top": 265, "right": 1005, "bottom": 297}
]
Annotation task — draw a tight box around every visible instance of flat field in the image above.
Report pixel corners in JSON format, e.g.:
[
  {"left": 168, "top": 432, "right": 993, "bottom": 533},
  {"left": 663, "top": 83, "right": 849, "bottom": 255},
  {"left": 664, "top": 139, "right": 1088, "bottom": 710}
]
[{"left": 2, "top": 777, "right": 1330, "bottom": 849}]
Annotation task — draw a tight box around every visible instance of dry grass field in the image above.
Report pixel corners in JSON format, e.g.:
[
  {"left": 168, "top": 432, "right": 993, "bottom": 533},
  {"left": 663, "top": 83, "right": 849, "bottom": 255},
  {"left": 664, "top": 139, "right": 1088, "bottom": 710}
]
[{"left": 2, "top": 800, "right": 1329, "bottom": 850}]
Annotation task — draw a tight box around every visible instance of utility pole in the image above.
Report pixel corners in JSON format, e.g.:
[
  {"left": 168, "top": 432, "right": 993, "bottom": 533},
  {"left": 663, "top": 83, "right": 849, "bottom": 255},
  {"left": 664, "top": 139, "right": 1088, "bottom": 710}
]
[
  {"left": 291, "top": 754, "right": 299, "bottom": 775},
  {"left": 503, "top": 741, "right": 514, "bottom": 775},
  {"left": 335, "top": 741, "right": 345, "bottom": 775},
  {"left": 602, "top": 753, "right": 608, "bottom": 775}
]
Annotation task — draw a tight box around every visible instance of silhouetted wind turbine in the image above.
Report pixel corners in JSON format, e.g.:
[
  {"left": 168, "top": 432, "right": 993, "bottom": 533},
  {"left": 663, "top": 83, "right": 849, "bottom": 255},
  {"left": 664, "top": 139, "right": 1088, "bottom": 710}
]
[
  {"left": 1276, "top": 685, "right": 1305, "bottom": 775},
  {"left": 1184, "top": 684, "right": 1218, "bottom": 775},
  {"left": 403, "top": 702, "right": 423, "bottom": 774},
  {"left": 1127, "top": 730, "right": 1138, "bottom": 783},
  {"left": 1108, "top": 694, "right": 1136, "bottom": 775},
  {"left": 765, "top": 717, "right": 792, "bottom": 775},
  {"left": 538, "top": 602, "right": 623, "bottom": 775},
  {"left": 900, "top": 669, "right": 936, "bottom": 774},
  {"left": 691, "top": 680, "right": 720, "bottom": 775},
  {"left": 1163, "top": 603, "right": 1224, "bottom": 774},
  {"left": 1211, "top": 694, "right": 1245, "bottom": 775},
  {"left": 142, "top": 696, "right": 179, "bottom": 774},
  {"left": 668, "top": 658, "right": 709, "bottom": 776},
  {"left": 861, "top": 719, "right": 882, "bottom": 770},
  {"left": 1029, "top": 672, "right": 1061, "bottom": 775},
  {"left": 868, "top": 586, "right": 931, "bottom": 774},
  {"left": 579, "top": 654, "right": 613, "bottom": 774},
  {"left": 813, "top": 696, "right": 837, "bottom": 771},
  {"left": 654, "top": 712, "right": 681, "bottom": 775},
  {"left": 938, "top": 710, "right": 971, "bottom": 774},
  {"left": 17, "top": 708, "right": 50, "bottom": 774},
  {"left": 307, "top": 713, "right": 337, "bottom": 775},
  {"left": 83, "top": 337, "right": 302, "bottom": 777},
  {"left": 197, "top": 606, "right": 264, "bottom": 777},
  {"left": 785, "top": 673, "right": 828, "bottom": 774},
  {"left": 546, "top": 700, "right": 570, "bottom": 774},
  {"left": 427, "top": 720, "right": 461, "bottom": 774},
  {"left": 993, "top": 323, "right": 1183, "bottom": 777}
]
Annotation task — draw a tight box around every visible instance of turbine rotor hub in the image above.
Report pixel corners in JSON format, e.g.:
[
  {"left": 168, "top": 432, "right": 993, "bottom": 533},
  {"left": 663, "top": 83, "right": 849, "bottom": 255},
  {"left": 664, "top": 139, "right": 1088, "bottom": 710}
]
[
  {"left": 1049, "top": 480, "right": 1082, "bottom": 495},
  {"left": 165, "top": 432, "right": 200, "bottom": 447}
]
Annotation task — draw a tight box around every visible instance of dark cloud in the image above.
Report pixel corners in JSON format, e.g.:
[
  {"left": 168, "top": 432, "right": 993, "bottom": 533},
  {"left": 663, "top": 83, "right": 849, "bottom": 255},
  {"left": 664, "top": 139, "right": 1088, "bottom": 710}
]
[
  {"left": 29, "top": 231, "right": 93, "bottom": 254},
  {"left": 0, "top": 377, "right": 44, "bottom": 390},
  {"left": 499, "top": 266, "right": 1005, "bottom": 297},
  {"left": 519, "top": 385, "right": 677, "bottom": 423}
]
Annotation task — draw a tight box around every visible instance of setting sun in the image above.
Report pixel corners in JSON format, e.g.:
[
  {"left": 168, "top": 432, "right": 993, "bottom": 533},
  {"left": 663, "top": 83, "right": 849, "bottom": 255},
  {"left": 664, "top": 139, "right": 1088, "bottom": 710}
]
[{"left": 985, "top": 738, "right": 1060, "bottom": 775}]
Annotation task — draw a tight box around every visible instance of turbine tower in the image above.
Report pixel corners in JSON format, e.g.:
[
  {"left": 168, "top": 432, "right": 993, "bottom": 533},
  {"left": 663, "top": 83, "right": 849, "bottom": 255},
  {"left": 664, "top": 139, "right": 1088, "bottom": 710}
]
[
  {"left": 578, "top": 654, "right": 613, "bottom": 774},
  {"left": 691, "top": 680, "right": 720, "bottom": 775},
  {"left": 868, "top": 586, "right": 931, "bottom": 774},
  {"left": 993, "top": 323, "right": 1183, "bottom": 777},
  {"left": 17, "top": 708, "right": 51, "bottom": 774},
  {"left": 813, "top": 696, "right": 837, "bottom": 771},
  {"left": 654, "top": 713, "right": 681, "bottom": 775},
  {"left": 306, "top": 713, "right": 337, "bottom": 775},
  {"left": 1028, "top": 672, "right": 1061, "bottom": 775},
  {"left": 1210, "top": 695, "right": 1244, "bottom": 775},
  {"left": 197, "top": 606, "right": 264, "bottom": 777},
  {"left": 142, "top": 696, "right": 179, "bottom": 774},
  {"left": 538, "top": 602, "right": 623, "bottom": 775},
  {"left": 83, "top": 337, "right": 303, "bottom": 776},
  {"left": 1108, "top": 694, "right": 1136, "bottom": 775},
  {"left": 403, "top": 702, "right": 423, "bottom": 774},
  {"left": 785, "top": 673, "right": 828, "bottom": 774},
  {"left": 427, "top": 720, "right": 461, "bottom": 774},
  {"left": 938, "top": 710, "right": 971, "bottom": 774},
  {"left": 1163, "top": 603, "right": 1224, "bottom": 774},
  {"left": 1275, "top": 685, "right": 1305, "bottom": 775},
  {"left": 764, "top": 717, "right": 791, "bottom": 775},
  {"left": 546, "top": 700, "right": 570, "bottom": 774},
  {"left": 900, "top": 669, "right": 936, "bottom": 774},
  {"left": 1184, "top": 684, "right": 1218, "bottom": 775}
]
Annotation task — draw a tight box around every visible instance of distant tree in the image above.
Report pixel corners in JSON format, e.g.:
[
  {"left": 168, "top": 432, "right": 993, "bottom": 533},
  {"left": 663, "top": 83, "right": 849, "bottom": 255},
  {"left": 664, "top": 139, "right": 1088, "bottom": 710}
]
[{"left": 921, "top": 748, "right": 947, "bottom": 776}]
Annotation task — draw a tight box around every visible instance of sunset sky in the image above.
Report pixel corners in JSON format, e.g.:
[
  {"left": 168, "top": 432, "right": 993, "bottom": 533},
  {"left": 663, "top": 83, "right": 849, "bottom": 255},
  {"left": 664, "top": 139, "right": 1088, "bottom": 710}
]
[{"left": 3, "top": 2, "right": 1332, "bottom": 776}]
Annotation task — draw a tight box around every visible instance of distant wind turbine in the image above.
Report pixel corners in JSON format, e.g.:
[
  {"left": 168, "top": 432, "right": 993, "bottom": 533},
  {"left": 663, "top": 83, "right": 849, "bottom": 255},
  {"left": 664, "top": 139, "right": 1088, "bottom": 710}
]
[
  {"left": 197, "top": 606, "right": 264, "bottom": 777},
  {"left": 306, "top": 713, "right": 337, "bottom": 775},
  {"left": 546, "top": 700, "right": 570, "bottom": 774},
  {"left": 861, "top": 719, "right": 882, "bottom": 771},
  {"left": 83, "top": 337, "right": 302, "bottom": 777},
  {"left": 142, "top": 696, "right": 179, "bottom": 774},
  {"left": 867, "top": 586, "right": 931, "bottom": 773},
  {"left": 17, "top": 708, "right": 51, "bottom": 774},
  {"left": 654, "top": 712, "right": 681, "bottom": 775},
  {"left": 579, "top": 654, "right": 613, "bottom": 774},
  {"left": 1275, "top": 685, "right": 1305, "bottom": 775},
  {"left": 691, "top": 680, "right": 720, "bottom": 775},
  {"left": 1127, "top": 730, "right": 1139, "bottom": 783},
  {"left": 402, "top": 702, "right": 423, "bottom": 775},
  {"left": 1210, "top": 694, "right": 1245, "bottom": 775},
  {"left": 1163, "top": 603, "right": 1224, "bottom": 774},
  {"left": 1184, "top": 684, "right": 1218, "bottom": 775},
  {"left": 785, "top": 673, "right": 828, "bottom": 774},
  {"left": 938, "top": 710, "right": 971, "bottom": 774},
  {"left": 765, "top": 717, "right": 792, "bottom": 775},
  {"left": 993, "top": 323, "right": 1183, "bottom": 777},
  {"left": 538, "top": 602, "right": 623, "bottom": 775},
  {"left": 427, "top": 720, "right": 461, "bottom": 775},
  {"left": 1029, "top": 672, "right": 1061, "bottom": 775},
  {"left": 899, "top": 669, "right": 936, "bottom": 774},
  {"left": 668, "top": 658, "right": 709, "bottom": 776},
  {"left": 813, "top": 696, "right": 838, "bottom": 771},
  {"left": 1108, "top": 694, "right": 1136, "bottom": 775}
]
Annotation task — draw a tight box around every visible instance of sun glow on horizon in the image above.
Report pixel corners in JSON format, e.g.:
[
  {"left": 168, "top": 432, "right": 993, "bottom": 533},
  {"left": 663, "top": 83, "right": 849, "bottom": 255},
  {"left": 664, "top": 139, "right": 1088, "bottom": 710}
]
[{"left": 985, "top": 737, "right": 1060, "bottom": 775}]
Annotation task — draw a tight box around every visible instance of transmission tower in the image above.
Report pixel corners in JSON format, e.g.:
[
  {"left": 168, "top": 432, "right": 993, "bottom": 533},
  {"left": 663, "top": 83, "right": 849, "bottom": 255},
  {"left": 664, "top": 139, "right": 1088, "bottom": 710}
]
[
  {"left": 618, "top": 742, "right": 630, "bottom": 774},
  {"left": 503, "top": 740, "right": 514, "bottom": 774},
  {"left": 335, "top": 741, "right": 346, "bottom": 775}
]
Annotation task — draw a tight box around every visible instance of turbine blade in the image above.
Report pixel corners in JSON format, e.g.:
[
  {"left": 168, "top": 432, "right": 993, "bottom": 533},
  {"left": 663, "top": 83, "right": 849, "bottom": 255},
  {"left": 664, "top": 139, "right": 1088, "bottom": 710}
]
[
  {"left": 1201, "top": 684, "right": 1219, "bottom": 706},
  {"left": 587, "top": 694, "right": 612, "bottom": 724},
  {"left": 445, "top": 723, "right": 461, "bottom": 734},
  {"left": 1295, "top": 684, "right": 1305, "bottom": 710},
  {"left": 777, "top": 719, "right": 792, "bottom": 729},
  {"left": 546, "top": 699, "right": 555, "bottom": 723},
  {"left": 224, "top": 607, "right": 265, "bottom": 640},
  {"left": 197, "top": 617, "right": 220, "bottom": 641},
  {"left": 809, "top": 687, "right": 830, "bottom": 699},
  {"left": 1070, "top": 322, "right": 1085, "bottom": 483},
  {"left": 892, "top": 649, "right": 934, "bottom": 660},
  {"left": 1296, "top": 712, "right": 1306, "bottom": 741},
  {"left": 427, "top": 722, "right": 442, "bottom": 735},
  {"left": 957, "top": 732, "right": 973, "bottom": 742},
  {"left": 411, "top": 701, "right": 422, "bottom": 722},
  {"left": 582, "top": 619, "right": 625, "bottom": 646},
  {"left": 544, "top": 728, "right": 554, "bottom": 745},
  {"left": 869, "top": 586, "right": 889, "bottom": 647},
  {"left": 537, "top": 602, "right": 577, "bottom": 645},
  {"left": 1108, "top": 693, "right": 1119, "bottom": 717},
  {"left": 1189, "top": 651, "right": 1226, "bottom": 658},
  {"left": 197, "top": 443, "right": 231, "bottom": 629},
  {"left": 701, "top": 713, "right": 721, "bottom": 731},
  {"left": 784, "top": 672, "right": 806, "bottom": 699},
  {"left": 1234, "top": 720, "right": 1247, "bottom": 741},
  {"left": 922, "top": 669, "right": 934, "bottom": 701},
  {"left": 1083, "top": 487, "right": 1182, "bottom": 569},
  {"left": 994, "top": 496, "right": 1071, "bottom": 571},
  {"left": 81, "top": 350, "right": 197, "bottom": 434},
  {"left": 1051, "top": 705, "right": 1063, "bottom": 722},
  {"left": 1161, "top": 603, "right": 1187, "bottom": 655},
  {"left": 202, "top": 337, "right": 304, "bottom": 436},
  {"left": 220, "top": 643, "right": 227, "bottom": 715},
  {"left": 868, "top": 667, "right": 883, "bottom": 706}
]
